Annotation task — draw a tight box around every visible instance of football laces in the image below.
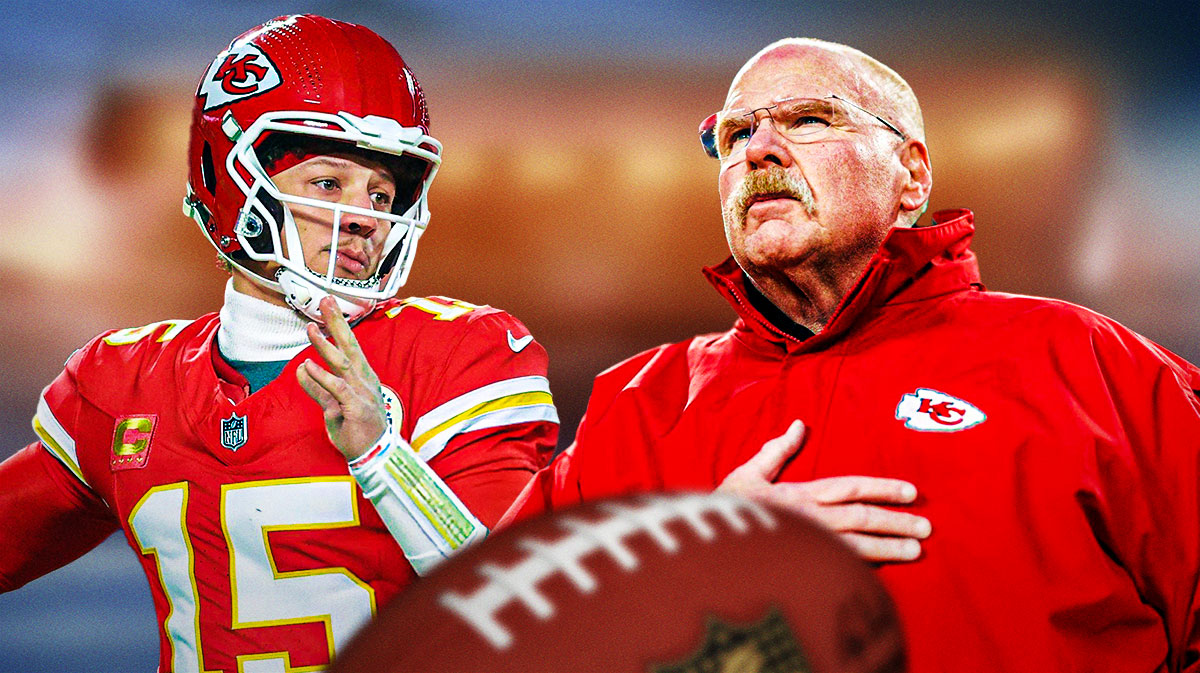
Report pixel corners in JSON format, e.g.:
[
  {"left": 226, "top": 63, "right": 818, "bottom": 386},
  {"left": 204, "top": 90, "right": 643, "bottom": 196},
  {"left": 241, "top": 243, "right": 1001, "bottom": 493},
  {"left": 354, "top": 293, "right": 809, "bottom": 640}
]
[{"left": 437, "top": 492, "right": 777, "bottom": 649}]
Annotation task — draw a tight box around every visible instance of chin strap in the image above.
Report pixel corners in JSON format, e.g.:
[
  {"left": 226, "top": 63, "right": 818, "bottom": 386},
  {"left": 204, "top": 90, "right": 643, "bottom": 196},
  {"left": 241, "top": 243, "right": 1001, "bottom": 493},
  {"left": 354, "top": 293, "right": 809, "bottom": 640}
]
[{"left": 276, "top": 267, "right": 375, "bottom": 324}]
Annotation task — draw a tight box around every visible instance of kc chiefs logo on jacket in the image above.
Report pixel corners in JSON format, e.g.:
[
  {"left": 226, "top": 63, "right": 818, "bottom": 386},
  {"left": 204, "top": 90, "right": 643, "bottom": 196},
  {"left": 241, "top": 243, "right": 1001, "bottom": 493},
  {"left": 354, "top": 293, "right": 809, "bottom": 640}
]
[
  {"left": 197, "top": 43, "right": 281, "bottom": 111},
  {"left": 895, "top": 388, "right": 986, "bottom": 432}
]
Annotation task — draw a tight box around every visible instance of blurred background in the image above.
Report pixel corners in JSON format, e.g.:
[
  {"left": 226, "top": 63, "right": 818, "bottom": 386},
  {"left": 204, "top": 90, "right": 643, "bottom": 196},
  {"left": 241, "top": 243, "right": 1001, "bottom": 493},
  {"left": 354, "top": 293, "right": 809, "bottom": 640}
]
[{"left": 1, "top": 0, "right": 1196, "bottom": 670}]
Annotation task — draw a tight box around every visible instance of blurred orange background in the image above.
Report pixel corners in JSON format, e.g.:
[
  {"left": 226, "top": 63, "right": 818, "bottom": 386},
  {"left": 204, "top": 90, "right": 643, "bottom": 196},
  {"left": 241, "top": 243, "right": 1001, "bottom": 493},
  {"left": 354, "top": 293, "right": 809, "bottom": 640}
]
[{"left": 0, "top": 1, "right": 1196, "bottom": 669}]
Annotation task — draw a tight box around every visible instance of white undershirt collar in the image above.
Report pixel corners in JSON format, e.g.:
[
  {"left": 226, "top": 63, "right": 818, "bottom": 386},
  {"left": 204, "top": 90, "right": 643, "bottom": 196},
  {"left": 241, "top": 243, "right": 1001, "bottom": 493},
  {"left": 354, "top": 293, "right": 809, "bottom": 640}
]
[{"left": 216, "top": 278, "right": 310, "bottom": 362}]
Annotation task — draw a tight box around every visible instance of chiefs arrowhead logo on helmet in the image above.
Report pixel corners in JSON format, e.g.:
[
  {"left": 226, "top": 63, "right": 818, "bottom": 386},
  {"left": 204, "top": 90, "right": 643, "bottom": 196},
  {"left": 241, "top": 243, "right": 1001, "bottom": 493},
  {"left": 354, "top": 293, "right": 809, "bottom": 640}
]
[
  {"left": 895, "top": 388, "right": 986, "bottom": 432},
  {"left": 197, "top": 43, "right": 281, "bottom": 111}
]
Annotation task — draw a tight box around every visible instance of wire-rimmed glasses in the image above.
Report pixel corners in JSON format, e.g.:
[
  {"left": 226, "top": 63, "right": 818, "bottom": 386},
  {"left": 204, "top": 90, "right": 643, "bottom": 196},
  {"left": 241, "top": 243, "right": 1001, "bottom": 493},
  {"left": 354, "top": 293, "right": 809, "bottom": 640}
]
[{"left": 699, "top": 94, "right": 906, "bottom": 159}]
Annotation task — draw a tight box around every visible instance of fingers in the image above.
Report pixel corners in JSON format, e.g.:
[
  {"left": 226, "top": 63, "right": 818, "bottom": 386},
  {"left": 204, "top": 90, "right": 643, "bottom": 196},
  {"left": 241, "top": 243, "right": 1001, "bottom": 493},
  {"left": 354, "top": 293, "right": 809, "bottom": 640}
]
[
  {"left": 296, "top": 300, "right": 389, "bottom": 461},
  {"left": 296, "top": 358, "right": 352, "bottom": 409},
  {"left": 839, "top": 532, "right": 923, "bottom": 563},
  {"left": 802, "top": 475, "right": 919, "bottom": 505},
  {"left": 744, "top": 490, "right": 930, "bottom": 564},
  {"left": 732, "top": 477, "right": 931, "bottom": 565},
  {"left": 749, "top": 486, "right": 930, "bottom": 538},
  {"left": 296, "top": 360, "right": 332, "bottom": 407},
  {"left": 318, "top": 297, "right": 368, "bottom": 367},
  {"left": 773, "top": 497, "right": 929, "bottom": 564},
  {"left": 713, "top": 423, "right": 929, "bottom": 565},
  {"left": 306, "top": 321, "right": 351, "bottom": 372},
  {"left": 735, "top": 420, "right": 806, "bottom": 482},
  {"left": 306, "top": 297, "right": 381, "bottom": 390},
  {"left": 814, "top": 502, "right": 931, "bottom": 539}
]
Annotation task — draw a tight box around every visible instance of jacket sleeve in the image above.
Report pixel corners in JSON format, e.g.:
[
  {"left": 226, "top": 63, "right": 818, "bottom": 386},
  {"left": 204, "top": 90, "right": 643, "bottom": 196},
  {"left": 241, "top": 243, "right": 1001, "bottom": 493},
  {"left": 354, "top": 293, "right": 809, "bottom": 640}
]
[
  {"left": 500, "top": 429, "right": 584, "bottom": 527},
  {"left": 1080, "top": 323, "right": 1200, "bottom": 672},
  {"left": 501, "top": 342, "right": 685, "bottom": 526},
  {"left": 0, "top": 443, "right": 119, "bottom": 592}
]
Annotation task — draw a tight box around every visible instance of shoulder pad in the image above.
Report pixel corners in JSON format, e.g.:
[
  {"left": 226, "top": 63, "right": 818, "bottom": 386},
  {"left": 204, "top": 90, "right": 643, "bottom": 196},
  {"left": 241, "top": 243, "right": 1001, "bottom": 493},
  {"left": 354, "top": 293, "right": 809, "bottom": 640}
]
[
  {"left": 375, "top": 296, "right": 502, "bottom": 325},
  {"left": 69, "top": 317, "right": 206, "bottom": 399}
]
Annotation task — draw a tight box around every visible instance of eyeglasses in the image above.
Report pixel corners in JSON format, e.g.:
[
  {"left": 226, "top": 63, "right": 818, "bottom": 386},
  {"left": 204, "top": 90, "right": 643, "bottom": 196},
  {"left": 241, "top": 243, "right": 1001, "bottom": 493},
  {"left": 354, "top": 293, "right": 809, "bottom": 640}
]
[{"left": 699, "top": 94, "right": 906, "bottom": 159}]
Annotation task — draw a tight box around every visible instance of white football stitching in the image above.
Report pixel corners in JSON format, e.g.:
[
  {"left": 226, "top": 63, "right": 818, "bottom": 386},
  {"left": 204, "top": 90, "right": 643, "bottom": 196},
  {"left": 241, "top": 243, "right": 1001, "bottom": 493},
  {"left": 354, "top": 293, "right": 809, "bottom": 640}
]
[{"left": 437, "top": 492, "right": 775, "bottom": 650}]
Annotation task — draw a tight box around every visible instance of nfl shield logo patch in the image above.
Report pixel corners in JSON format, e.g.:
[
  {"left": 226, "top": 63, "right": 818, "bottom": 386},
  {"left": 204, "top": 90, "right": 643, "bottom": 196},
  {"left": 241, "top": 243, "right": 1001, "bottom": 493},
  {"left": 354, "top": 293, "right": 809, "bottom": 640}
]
[{"left": 220, "top": 413, "right": 248, "bottom": 451}]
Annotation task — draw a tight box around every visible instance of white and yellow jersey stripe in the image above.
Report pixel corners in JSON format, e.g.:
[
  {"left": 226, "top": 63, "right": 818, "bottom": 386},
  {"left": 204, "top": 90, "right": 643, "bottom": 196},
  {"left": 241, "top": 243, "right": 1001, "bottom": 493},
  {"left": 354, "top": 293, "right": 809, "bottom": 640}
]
[
  {"left": 32, "top": 395, "right": 90, "bottom": 488},
  {"left": 409, "top": 375, "right": 558, "bottom": 461}
]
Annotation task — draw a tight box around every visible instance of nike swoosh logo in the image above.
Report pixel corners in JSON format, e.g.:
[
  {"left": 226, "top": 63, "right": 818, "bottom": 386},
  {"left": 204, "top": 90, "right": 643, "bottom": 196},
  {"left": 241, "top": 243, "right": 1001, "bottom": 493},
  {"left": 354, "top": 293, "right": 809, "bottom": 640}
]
[{"left": 507, "top": 330, "right": 534, "bottom": 353}]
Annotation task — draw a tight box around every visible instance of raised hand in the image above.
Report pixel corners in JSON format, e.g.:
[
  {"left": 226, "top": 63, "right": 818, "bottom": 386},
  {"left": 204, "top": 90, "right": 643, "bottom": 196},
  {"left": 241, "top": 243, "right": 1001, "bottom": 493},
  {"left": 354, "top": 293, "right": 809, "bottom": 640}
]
[
  {"left": 296, "top": 296, "right": 387, "bottom": 461},
  {"left": 717, "top": 420, "right": 932, "bottom": 563}
]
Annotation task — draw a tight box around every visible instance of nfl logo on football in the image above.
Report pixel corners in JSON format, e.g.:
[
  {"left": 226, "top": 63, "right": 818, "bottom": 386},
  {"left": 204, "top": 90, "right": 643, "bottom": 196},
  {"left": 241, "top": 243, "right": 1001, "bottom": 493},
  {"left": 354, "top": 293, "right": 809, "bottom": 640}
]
[{"left": 220, "top": 413, "right": 248, "bottom": 451}]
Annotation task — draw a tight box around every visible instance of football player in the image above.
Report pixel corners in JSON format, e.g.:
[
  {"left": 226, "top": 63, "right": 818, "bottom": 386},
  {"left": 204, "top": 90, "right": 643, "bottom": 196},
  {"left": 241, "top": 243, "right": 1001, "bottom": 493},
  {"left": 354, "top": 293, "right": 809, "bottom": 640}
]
[{"left": 0, "top": 14, "right": 558, "bottom": 672}]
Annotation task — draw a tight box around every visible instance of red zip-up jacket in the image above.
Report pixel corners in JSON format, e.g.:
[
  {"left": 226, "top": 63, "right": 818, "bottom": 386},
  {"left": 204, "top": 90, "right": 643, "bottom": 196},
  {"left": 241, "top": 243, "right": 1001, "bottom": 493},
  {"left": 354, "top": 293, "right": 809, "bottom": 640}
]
[{"left": 522, "top": 209, "right": 1200, "bottom": 672}]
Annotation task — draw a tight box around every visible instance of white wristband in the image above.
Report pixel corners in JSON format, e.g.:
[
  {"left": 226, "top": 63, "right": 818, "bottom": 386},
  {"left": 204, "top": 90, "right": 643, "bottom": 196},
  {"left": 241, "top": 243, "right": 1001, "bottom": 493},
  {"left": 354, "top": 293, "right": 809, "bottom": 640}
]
[{"left": 348, "top": 424, "right": 487, "bottom": 575}]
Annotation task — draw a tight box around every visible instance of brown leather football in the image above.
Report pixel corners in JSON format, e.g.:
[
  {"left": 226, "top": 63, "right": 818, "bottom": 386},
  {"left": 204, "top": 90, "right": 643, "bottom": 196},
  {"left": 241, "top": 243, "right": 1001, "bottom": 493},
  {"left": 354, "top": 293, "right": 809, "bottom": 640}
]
[{"left": 331, "top": 492, "right": 905, "bottom": 673}]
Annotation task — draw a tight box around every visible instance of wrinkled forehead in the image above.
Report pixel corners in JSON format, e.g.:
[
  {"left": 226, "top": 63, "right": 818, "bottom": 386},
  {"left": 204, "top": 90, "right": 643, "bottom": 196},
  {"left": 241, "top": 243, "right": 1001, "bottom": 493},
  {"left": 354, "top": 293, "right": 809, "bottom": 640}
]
[{"left": 724, "top": 45, "right": 868, "bottom": 111}]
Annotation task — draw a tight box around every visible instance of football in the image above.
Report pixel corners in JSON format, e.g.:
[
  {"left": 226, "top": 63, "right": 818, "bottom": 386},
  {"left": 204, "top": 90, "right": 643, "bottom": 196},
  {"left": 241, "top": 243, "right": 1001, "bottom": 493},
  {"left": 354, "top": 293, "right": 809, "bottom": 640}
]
[{"left": 331, "top": 491, "right": 905, "bottom": 673}]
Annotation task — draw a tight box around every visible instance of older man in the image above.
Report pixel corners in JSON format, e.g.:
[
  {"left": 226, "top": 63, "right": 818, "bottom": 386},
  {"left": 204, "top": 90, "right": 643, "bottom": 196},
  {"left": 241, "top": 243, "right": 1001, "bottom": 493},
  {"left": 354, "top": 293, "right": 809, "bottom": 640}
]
[{"left": 519, "top": 39, "right": 1200, "bottom": 671}]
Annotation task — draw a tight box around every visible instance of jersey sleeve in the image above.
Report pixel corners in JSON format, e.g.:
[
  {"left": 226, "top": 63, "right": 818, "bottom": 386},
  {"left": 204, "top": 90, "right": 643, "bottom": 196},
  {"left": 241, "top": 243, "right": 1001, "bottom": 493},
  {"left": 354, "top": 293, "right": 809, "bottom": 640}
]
[
  {"left": 1077, "top": 321, "right": 1200, "bottom": 672},
  {"left": 0, "top": 443, "right": 118, "bottom": 592},
  {"left": 407, "top": 309, "right": 559, "bottom": 529},
  {"left": 0, "top": 342, "right": 121, "bottom": 591},
  {"left": 32, "top": 349, "right": 96, "bottom": 491}
]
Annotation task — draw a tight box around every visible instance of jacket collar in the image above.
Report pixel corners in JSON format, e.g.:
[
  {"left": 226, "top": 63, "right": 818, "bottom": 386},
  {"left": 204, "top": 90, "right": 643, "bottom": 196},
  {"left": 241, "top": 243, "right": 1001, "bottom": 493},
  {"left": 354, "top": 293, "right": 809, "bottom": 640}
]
[{"left": 703, "top": 209, "right": 983, "bottom": 353}]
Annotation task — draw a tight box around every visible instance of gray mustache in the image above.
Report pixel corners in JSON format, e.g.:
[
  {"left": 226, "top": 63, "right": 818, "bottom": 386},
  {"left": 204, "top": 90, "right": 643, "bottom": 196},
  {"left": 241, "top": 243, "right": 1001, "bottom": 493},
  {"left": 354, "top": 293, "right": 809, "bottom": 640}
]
[{"left": 724, "top": 167, "right": 817, "bottom": 225}]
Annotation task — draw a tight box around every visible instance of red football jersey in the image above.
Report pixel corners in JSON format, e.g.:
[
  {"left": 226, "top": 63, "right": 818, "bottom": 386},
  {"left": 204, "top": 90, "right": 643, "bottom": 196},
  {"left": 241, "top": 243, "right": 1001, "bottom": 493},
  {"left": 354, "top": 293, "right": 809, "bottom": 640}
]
[{"left": 13, "top": 295, "right": 557, "bottom": 672}]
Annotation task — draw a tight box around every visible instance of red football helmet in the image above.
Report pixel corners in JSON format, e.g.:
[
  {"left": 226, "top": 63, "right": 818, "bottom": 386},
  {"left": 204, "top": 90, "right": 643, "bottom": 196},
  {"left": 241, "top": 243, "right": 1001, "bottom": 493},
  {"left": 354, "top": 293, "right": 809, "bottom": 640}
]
[{"left": 184, "top": 14, "right": 441, "bottom": 321}]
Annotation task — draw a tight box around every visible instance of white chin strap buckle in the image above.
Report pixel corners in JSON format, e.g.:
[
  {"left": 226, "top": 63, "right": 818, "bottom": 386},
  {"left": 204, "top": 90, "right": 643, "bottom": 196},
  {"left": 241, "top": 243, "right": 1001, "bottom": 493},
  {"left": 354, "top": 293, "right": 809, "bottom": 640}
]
[{"left": 277, "top": 268, "right": 374, "bottom": 324}]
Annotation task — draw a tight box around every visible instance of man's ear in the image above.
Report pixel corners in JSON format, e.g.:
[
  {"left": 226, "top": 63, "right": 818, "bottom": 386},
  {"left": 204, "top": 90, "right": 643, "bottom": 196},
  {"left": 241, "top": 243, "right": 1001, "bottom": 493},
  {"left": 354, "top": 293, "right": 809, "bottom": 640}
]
[{"left": 898, "top": 139, "right": 932, "bottom": 213}]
